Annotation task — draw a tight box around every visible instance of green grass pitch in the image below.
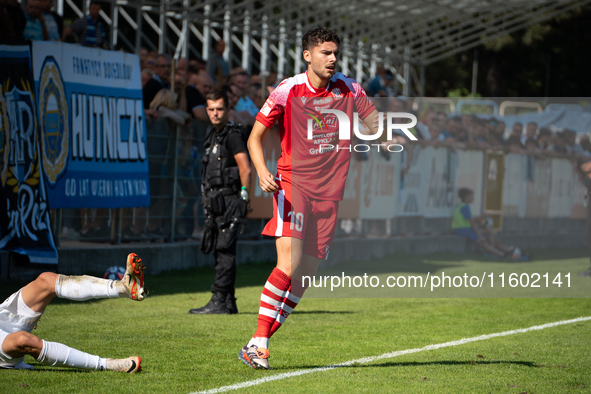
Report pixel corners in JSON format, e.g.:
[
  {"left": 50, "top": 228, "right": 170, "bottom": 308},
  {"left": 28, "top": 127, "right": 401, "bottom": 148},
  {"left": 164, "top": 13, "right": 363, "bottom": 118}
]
[{"left": 1, "top": 249, "right": 590, "bottom": 393}]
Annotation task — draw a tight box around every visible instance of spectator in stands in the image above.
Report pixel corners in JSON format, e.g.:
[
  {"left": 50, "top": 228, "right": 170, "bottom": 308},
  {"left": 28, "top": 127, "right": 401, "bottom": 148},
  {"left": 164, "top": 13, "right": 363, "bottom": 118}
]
[
  {"left": 145, "top": 54, "right": 156, "bottom": 71},
  {"left": 229, "top": 71, "right": 257, "bottom": 128},
  {"left": 506, "top": 122, "right": 524, "bottom": 153},
  {"left": 249, "top": 83, "right": 268, "bottom": 110},
  {"left": 23, "top": 0, "right": 48, "bottom": 41},
  {"left": 222, "top": 84, "right": 250, "bottom": 126},
  {"left": 207, "top": 39, "right": 228, "bottom": 88},
  {"left": 564, "top": 129, "right": 584, "bottom": 155},
  {"left": 0, "top": 0, "right": 26, "bottom": 40},
  {"left": 186, "top": 72, "right": 214, "bottom": 122},
  {"left": 141, "top": 68, "right": 154, "bottom": 88},
  {"left": 151, "top": 91, "right": 192, "bottom": 158},
  {"left": 506, "top": 135, "right": 524, "bottom": 153},
  {"left": 524, "top": 137, "right": 539, "bottom": 153},
  {"left": 416, "top": 108, "right": 437, "bottom": 140},
  {"left": 442, "top": 116, "right": 460, "bottom": 140},
  {"left": 551, "top": 131, "right": 568, "bottom": 155},
  {"left": 468, "top": 119, "right": 489, "bottom": 149},
  {"left": 231, "top": 72, "right": 258, "bottom": 116},
  {"left": 176, "top": 57, "right": 187, "bottom": 74},
  {"left": 509, "top": 122, "right": 523, "bottom": 140},
  {"left": 580, "top": 134, "right": 591, "bottom": 156},
  {"left": 486, "top": 119, "right": 505, "bottom": 148},
  {"left": 173, "top": 67, "right": 188, "bottom": 114},
  {"left": 139, "top": 47, "right": 148, "bottom": 69},
  {"left": 367, "top": 65, "right": 393, "bottom": 97},
  {"left": 143, "top": 54, "right": 172, "bottom": 116},
  {"left": 40, "top": 0, "right": 61, "bottom": 41},
  {"left": 70, "top": 1, "right": 108, "bottom": 48},
  {"left": 537, "top": 127, "right": 553, "bottom": 150},
  {"left": 461, "top": 114, "right": 477, "bottom": 133},
  {"left": 452, "top": 188, "right": 524, "bottom": 260},
  {"left": 521, "top": 121, "right": 538, "bottom": 146},
  {"left": 424, "top": 121, "right": 446, "bottom": 146}
]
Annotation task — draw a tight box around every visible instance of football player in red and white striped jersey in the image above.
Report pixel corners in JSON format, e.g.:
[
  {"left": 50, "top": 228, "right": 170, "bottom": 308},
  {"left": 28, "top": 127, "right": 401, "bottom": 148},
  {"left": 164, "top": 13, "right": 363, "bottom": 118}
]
[{"left": 239, "top": 27, "right": 383, "bottom": 370}]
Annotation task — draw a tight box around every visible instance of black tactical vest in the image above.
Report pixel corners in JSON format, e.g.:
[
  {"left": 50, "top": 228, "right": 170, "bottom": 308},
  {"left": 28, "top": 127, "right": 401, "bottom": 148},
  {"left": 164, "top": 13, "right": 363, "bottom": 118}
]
[{"left": 202, "top": 122, "right": 244, "bottom": 193}]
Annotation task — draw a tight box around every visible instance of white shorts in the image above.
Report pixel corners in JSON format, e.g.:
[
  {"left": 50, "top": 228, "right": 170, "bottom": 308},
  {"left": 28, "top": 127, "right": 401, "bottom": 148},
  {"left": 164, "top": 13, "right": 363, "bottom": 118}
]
[{"left": 0, "top": 289, "right": 43, "bottom": 369}]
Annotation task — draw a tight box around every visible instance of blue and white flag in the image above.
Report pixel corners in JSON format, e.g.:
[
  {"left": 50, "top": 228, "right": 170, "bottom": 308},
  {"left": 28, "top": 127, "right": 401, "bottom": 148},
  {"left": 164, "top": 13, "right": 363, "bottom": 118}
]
[
  {"left": 32, "top": 41, "right": 150, "bottom": 208},
  {"left": 0, "top": 43, "right": 58, "bottom": 264}
]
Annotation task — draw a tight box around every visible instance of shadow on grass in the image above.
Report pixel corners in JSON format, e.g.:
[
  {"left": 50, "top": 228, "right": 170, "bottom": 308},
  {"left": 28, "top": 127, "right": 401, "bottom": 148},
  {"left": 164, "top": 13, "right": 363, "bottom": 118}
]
[{"left": 274, "top": 359, "right": 539, "bottom": 371}]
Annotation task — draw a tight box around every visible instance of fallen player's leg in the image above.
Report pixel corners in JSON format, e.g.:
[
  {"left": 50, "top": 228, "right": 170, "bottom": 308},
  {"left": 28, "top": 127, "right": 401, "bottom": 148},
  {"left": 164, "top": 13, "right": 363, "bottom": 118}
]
[{"left": 0, "top": 253, "right": 145, "bottom": 371}]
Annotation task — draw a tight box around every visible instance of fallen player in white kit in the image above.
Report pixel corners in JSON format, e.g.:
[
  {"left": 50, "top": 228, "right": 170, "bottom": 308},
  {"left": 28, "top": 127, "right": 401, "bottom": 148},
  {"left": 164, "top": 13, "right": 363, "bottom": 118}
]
[{"left": 0, "top": 253, "right": 146, "bottom": 373}]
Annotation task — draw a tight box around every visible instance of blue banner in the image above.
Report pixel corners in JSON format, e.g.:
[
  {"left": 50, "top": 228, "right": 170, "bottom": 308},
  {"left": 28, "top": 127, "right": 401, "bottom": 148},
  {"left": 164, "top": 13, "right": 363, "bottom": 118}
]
[
  {"left": 0, "top": 43, "right": 58, "bottom": 264},
  {"left": 32, "top": 41, "right": 150, "bottom": 208}
]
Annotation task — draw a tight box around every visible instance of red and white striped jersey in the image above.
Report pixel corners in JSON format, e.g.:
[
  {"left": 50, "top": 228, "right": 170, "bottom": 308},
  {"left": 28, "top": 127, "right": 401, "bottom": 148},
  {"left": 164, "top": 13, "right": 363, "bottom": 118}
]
[{"left": 256, "top": 71, "right": 374, "bottom": 200}]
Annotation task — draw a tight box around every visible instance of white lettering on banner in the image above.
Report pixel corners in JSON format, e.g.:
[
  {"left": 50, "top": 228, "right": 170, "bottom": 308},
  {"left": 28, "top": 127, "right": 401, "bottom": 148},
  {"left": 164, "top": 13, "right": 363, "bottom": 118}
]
[
  {"left": 116, "top": 98, "right": 128, "bottom": 160},
  {"left": 71, "top": 57, "right": 134, "bottom": 81},
  {"left": 6, "top": 185, "right": 48, "bottom": 242},
  {"left": 102, "top": 96, "right": 116, "bottom": 160},
  {"left": 71, "top": 93, "right": 85, "bottom": 159},
  {"left": 72, "top": 57, "right": 101, "bottom": 78},
  {"left": 63, "top": 178, "right": 147, "bottom": 197},
  {"left": 70, "top": 93, "right": 145, "bottom": 162},
  {"left": 6, "top": 91, "right": 35, "bottom": 166},
  {"left": 85, "top": 95, "right": 94, "bottom": 159}
]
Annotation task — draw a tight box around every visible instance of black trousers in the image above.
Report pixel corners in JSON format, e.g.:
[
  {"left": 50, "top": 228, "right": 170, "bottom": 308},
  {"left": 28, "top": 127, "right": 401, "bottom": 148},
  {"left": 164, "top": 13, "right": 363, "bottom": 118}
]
[{"left": 210, "top": 195, "right": 240, "bottom": 296}]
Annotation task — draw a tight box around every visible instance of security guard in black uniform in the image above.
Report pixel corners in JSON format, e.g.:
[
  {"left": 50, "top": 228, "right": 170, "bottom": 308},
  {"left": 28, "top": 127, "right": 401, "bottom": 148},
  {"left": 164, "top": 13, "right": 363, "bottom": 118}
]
[{"left": 189, "top": 90, "right": 251, "bottom": 314}]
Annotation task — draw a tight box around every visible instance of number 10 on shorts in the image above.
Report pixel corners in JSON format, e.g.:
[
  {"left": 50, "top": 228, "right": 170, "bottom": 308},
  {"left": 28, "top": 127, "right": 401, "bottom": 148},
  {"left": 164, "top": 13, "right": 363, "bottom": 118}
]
[{"left": 288, "top": 211, "right": 304, "bottom": 232}]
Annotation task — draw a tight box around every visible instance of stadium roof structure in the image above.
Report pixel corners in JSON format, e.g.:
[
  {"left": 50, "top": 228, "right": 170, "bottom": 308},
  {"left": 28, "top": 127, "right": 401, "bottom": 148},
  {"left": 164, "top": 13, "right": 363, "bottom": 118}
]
[{"left": 58, "top": 0, "right": 590, "bottom": 95}]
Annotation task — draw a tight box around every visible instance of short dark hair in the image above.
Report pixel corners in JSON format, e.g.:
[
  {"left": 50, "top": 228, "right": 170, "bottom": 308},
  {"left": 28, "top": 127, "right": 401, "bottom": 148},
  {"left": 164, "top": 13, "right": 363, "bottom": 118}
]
[
  {"left": 206, "top": 89, "right": 229, "bottom": 109},
  {"left": 155, "top": 53, "right": 171, "bottom": 64},
  {"left": 539, "top": 127, "right": 552, "bottom": 137},
  {"left": 89, "top": 1, "right": 101, "bottom": 6},
  {"left": 302, "top": 28, "right": 341, "bottom": 51},
  {"left": 458, "top": 187, "right": 473, "bottom": 201}
]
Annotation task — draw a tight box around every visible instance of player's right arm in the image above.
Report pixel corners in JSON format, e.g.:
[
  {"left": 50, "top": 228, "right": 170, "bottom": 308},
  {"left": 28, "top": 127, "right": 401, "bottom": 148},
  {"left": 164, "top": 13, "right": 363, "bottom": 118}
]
[{"left": 247, "top": 121, "right": 278, "bottom": 193}]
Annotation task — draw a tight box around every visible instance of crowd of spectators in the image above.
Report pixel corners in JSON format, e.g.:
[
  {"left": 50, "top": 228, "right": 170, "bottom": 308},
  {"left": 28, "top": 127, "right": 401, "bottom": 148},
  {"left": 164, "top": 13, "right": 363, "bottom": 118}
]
[
  {"left": 8, "top": 1, "right": 587, "bottom": 241},
  {"left": 0, "top": 0, "right": 109, "bottom": 48},
  {"left": 392, "top": 102, "right": 591, "bottom": 159},
  {"left": 368, "top": 88, "right": 591, "bottom": 160}
]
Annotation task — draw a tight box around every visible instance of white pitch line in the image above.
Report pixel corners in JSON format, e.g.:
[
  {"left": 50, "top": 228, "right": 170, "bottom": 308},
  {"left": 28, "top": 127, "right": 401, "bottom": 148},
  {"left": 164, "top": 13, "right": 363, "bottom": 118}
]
[{"left": 192, "top": 316, "right": 591, "bottom": 394}]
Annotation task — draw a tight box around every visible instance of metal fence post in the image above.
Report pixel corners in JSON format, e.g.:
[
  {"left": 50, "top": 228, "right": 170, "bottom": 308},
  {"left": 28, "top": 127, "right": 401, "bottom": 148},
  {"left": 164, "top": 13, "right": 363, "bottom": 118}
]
[{"left": 169, "top": 125, "right": 180, "bottom": 242}]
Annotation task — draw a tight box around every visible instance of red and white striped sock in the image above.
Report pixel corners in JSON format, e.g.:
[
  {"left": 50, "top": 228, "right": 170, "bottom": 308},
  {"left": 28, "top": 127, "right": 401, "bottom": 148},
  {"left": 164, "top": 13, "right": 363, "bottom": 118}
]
[
  {"left": 270, "top": 277, "right": 307, "bottom": 337},
  {"left": 249, "top": 268, "right": 291, "bottom": 349}
]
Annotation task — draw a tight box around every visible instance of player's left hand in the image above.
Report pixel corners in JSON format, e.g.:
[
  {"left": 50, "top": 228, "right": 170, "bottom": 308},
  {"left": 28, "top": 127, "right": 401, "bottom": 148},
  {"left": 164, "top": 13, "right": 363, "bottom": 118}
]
[{"left": 259, "top": 171, "right": 278, "bottom": 193}]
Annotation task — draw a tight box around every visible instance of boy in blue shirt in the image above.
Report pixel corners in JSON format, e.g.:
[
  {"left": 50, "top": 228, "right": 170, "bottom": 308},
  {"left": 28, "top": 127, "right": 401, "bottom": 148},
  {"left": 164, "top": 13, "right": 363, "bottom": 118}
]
[{"left": 452, "top": 188, "right": 516, "bottom": 259}]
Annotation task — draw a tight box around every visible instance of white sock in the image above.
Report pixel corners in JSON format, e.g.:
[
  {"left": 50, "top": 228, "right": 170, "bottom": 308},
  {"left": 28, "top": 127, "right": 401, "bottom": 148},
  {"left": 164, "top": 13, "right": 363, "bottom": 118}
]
[
  {"left": 248, "top": 337, "right": 269, "bottom": 349},
  {"left": 55, "top": 275, "right": 125, "bottom": 301},
  {"left": 37, "top": 340, "right": 107, "bottom": 371}
]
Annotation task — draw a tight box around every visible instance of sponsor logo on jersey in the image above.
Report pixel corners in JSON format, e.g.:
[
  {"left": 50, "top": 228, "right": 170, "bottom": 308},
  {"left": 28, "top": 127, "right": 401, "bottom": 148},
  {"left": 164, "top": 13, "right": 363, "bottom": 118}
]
[
  {"left": 313, "top": 97, "right": 333, "bottom": 105},
  {"left": 260, "top": 97, "right": 276, "bottom": 116},
  {"left": 39, "top": 57, "right": 69, "bottom": 187},
  {"left": 300, "top": 97, "right": 308, "bottom": 104}
]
